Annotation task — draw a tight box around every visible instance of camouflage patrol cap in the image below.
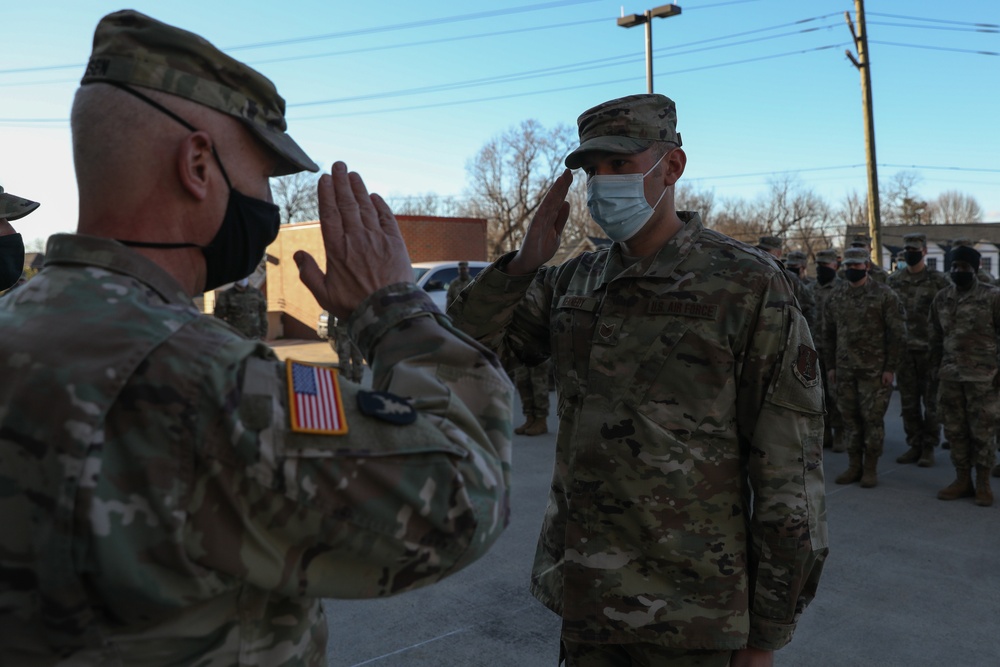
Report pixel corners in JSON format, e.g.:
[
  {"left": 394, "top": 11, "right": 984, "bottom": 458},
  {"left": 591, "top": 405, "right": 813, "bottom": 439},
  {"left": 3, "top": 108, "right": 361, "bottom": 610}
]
[
  {"left": 564, "top": 94, "right": 682, "bottom": 170},
  {"left": 815, "top": 248, "right": 838, "bottom": 264},
  {"left": 757, "top": 235, "right": 783, "bottom": 252},
  {"left": 842, "top": 247, "right": 870, "bottom": 265},
  {"left": 80, "top": 10, "right": 318, "bottom": 176},
  {"left": 0, "top": 186, "right": 40, "bottom": 221},
  {"left": 951, "top": 237, "right": 978, "bottom": 247},
  {"left": 850, "top": 233, "right": 872, "bottom": 247},
  {"left": 785, "top": 250, "right": 807, "bottom": 268},
  {"left": 903, "top": 233, "right": 926, "bottom": 249}
]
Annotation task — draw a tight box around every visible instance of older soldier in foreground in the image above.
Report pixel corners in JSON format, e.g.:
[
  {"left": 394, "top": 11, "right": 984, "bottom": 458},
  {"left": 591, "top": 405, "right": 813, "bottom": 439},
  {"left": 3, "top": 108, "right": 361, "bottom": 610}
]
[
  {"left": 0, "top": 185, "right": 40, "bottom": 289},
  {"left": 452, "top": 94, "right": 827, "bottom": 667},
  {"left": 0, "top": 11, "right": 512, "bottom": 666},
  {"left": 888, "top": 233, "right": 952, "bottom": 467},
  {"left": 824, "top": 248, "right": 906, "bottom": 488},
  {"left": 929, "top": 245, "right": 1000, "bottom": 507}
]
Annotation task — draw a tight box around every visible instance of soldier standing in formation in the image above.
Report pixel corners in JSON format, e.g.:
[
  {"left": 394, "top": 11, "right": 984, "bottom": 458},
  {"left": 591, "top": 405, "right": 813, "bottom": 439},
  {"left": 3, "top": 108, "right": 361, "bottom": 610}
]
[
  {"left": 213, "top": 277, "right": 268, "bottom": 339},
  {"left": 950, "top": 237, "right": 995, "bottom": 285},
  {"left": 513, "top": 359, "right": 551, "bottom": 436},
  {"left": 453, "top": 93, "right": 827, "bottom": 666},
  {"left": 887, "top": 233, "right": 952, "bottom": 467},
  {"left": 446, "top": 260, "right": 473, "bottom": 311},
  {"left": 0, "top": 185, "right": 39, "bottom": 290},
  {"left": 929, "top": 245, "right": 999, "bottom": 507},
  {"left": 810, "top": 248, "right": 844, "bottom": 451},
  {"left": 824, "top": 247, "right": 906, "bottom": 488},
  {"left": 0, "top": 11, "right": 512, "bottom": 665},
  {"left": 331, "top": 318, "right": 365, "bottom": 383},
  {"left": 784, "top": 249, "right": 816, "bottom": 328},
  {"left": 843, "top": 233, "right": 889, "bottom": 283}
]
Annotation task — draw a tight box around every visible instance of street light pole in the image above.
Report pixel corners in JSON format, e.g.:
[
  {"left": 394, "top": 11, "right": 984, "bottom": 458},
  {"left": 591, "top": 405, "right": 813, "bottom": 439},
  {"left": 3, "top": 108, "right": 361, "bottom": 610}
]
[{"left": 618, "top": 4, "right": 682, "bottom": 94}]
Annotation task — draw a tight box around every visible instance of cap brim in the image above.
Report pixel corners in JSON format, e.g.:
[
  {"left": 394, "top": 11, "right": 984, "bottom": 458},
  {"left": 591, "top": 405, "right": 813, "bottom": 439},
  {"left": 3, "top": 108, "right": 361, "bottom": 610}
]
[
  {"left": 0, "top": 193, "right": 40, "bottom": 221},
  {"left": 249, "top": 123, "right": 320, "bottom": 176},
  {"left": 565, "top": 136, "right": 653, "bottom": 170}
]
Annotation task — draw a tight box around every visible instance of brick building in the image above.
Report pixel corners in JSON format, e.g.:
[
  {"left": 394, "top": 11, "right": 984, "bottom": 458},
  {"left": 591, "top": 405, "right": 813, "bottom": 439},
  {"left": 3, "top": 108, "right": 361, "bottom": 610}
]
[{"left": 252, "top": 214, "right": 488, "bottom": 339}]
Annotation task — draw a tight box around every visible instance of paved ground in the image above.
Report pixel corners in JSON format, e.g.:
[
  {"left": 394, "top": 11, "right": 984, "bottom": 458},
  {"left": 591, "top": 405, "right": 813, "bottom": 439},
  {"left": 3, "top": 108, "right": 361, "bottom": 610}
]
[{"left": 270, "top": 341, "right": 1000, "bottom": 667}]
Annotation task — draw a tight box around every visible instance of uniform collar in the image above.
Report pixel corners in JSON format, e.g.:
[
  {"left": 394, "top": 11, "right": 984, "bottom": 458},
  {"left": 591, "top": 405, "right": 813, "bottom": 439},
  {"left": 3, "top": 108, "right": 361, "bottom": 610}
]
[
  {"left": 43, "top": 233, "right": 193, "bottom": 305},
  {"left": 599, "top": 211, "right": 703, "bottom": 287}
]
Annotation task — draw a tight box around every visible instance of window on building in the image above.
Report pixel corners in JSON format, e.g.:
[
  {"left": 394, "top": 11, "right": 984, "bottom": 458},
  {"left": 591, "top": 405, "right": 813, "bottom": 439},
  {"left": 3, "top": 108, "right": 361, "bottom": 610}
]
[
  {"left": 982, "top": 257, "right": 992, "bottom": 276},
  {"left": 927, "top": 257, "right": 937, "bottom": 271}
]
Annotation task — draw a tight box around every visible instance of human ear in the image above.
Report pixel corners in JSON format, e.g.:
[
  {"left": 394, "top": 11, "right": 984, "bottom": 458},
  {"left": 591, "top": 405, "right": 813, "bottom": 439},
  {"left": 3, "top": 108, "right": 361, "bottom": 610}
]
[
  {"left": 175, "top": 131, "right": 215, "bottom": 201},
  {"left": 663, "top": 147, "right": 687, "bottom": 186}
]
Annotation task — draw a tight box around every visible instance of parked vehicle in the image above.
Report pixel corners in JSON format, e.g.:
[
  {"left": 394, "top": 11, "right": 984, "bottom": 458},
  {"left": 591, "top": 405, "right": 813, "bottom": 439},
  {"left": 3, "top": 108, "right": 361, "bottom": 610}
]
[
  {"left": 412, "top": 261, "right": 490, "bottom": 310},
  {"left": 317, "top": 261, "right": 490, "bottom": 336}
]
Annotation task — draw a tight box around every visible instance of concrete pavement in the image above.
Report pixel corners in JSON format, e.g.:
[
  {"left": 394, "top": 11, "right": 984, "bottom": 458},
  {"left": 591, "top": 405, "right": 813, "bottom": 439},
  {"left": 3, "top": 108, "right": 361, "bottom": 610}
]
[{"left": 260, "top": 335, "right": 1000, "bottom": 667}]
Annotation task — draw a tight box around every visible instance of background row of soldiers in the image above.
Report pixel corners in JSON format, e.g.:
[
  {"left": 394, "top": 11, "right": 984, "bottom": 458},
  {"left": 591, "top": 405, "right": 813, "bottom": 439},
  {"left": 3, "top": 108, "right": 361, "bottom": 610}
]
[{"left": 760, "top": 232, "right": 999, "bottom": 508}]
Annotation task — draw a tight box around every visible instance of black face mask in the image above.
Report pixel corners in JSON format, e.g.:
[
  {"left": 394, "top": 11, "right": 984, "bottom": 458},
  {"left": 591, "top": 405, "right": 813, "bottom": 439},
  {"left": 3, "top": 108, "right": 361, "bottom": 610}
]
[
  {"left": 904, "top": 250, "right": 924, "bottom": 267},
  {"left": 0, "top": 233, "right": 25, "bottom": 290},
  {"left": 845, "top": 268, "right": 868, "bottom": 283},
  {"left": 816, "top": 265, "right": 837, "bottom": 285},
  {"left": 108, "top": 84, "right": 280, "bottom": 291},
  {"left": 951, "top": 271, "right": 975, "bottom": 290}
]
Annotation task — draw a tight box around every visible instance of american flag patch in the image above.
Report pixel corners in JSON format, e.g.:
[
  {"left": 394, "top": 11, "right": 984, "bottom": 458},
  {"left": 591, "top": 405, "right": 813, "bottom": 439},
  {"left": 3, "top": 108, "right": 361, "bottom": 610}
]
[{"left": 286, "top": 360, "right": 348, "bottom": 434}]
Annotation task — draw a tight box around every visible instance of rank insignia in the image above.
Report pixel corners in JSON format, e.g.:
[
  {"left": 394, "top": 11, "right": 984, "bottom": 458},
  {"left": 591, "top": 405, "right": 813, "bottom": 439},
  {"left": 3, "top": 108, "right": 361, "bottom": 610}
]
[
  {"left": 357, "top": 390, "right": 417, "bottom": 425},
  {"left": 287, "top": 360, "right": 348, "bottom": 434}
]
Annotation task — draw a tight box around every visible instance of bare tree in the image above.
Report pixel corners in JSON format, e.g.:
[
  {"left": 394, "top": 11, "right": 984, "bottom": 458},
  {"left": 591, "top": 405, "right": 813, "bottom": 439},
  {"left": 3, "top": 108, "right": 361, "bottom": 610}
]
[
  {"left": 929, "top": 190, "right": 983, "bottom": 224},
  {"left": 709, "top": 176, "right": 839, "bottom": 259},
  {"left": 675, "top": 183, "right": 716, "bottom": 229},
  {"left": 460, "top": 120, "right": 576, "bottom": 259},
  {"left": 272, "top": 171, "right": 321, "bottom": 224},
  {"left": 387, "top": 192, "right": 462, "bottom": 217}
]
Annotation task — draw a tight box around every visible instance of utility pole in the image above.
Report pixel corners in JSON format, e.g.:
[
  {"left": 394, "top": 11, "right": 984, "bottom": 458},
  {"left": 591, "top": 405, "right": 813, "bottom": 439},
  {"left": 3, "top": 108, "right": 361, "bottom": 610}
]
[
  {"left": 844, "top": 0, "right": 882, "bottom": 266},
  {"left": 618, "top": 4, "right": 682, "bottom": 94}
]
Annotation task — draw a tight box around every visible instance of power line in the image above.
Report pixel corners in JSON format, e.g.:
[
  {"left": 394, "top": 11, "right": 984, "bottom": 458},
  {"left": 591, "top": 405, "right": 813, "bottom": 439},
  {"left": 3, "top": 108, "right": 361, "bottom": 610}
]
[
  {"left": 867, "top": 12, "right": 999, "bottom": 29},
  {"left": 870, "top": 40, "right": 999, "bottom": 56},
  {"left": 869, "top": 20, "right": 1000, "bottom": 34},
  {"left": 0, "top": 0, "right": 602, "bottom": 75},
  {"left": 225, "top": 0, "right": 604, "bottom": 51},
  {"left": 289, "top": 25, "right": 843, "bottom": 108},
  {"left": 288, "top": 43, "right": 847, "bottom": 120}
]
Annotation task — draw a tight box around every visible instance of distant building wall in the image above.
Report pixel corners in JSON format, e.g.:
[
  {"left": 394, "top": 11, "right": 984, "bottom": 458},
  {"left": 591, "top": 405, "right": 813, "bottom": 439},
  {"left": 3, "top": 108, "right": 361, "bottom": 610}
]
[{"left": 264, "top": 215, "right": 488, "bottom": 339}]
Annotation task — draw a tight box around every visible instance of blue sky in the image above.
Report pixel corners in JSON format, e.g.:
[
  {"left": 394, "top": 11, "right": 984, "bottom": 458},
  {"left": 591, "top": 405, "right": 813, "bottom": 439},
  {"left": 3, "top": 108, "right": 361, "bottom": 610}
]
[{"left": 1, "top": 0, "right": 998, "bottom": 247}]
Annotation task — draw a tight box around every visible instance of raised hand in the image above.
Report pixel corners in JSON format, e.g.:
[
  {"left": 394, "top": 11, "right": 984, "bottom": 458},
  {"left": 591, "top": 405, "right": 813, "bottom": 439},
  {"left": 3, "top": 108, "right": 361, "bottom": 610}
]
[
  {"left": 294, "top": 162, "right": 412, "bottom": 319},
  {"left": 506, "top": 169, "right": 572, "bottom": 276}
]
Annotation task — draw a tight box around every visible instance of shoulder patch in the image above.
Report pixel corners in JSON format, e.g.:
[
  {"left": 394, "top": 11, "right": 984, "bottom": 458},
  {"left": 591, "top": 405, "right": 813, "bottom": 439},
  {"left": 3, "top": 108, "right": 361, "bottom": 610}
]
[
  {"left": 357, "top": 390, "right": 417, "bottom": 425},
  {"left": 286, "top": 359, "right": 348, "bottom": 435},
  {"left": 793, "top": 344, "right": 820, "bottom": 388}
]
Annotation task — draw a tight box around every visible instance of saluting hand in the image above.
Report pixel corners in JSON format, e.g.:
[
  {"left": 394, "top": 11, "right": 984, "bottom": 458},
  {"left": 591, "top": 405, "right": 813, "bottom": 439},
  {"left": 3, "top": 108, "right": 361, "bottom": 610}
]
[
  {"left": 506, "top": 169, "right": 572, "bottom": 276},
  {"left": 294, "top": 162, "right": 412, "bottom": 319}
]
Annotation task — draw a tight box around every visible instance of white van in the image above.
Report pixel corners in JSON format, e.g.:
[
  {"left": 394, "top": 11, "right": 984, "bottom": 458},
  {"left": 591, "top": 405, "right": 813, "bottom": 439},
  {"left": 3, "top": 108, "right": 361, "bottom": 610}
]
[{"left": 412, "top": 261, "right": 490, "bottom": 311}]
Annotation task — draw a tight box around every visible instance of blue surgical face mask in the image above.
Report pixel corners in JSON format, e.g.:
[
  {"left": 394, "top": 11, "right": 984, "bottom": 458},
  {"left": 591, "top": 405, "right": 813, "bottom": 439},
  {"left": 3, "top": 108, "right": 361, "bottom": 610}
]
[{"left": 586, "top": 152, "right": 668, "bottom": 243}]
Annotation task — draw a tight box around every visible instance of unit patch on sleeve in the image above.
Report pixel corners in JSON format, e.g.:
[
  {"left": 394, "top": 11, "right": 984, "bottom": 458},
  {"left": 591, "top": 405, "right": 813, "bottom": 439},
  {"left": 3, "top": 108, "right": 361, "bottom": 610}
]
[
  {"left": 286, "top": 360, "right": 348, "bottom": 434},
  {"left": 793, "top": 344, "right": 820, "bottom": 388},
  {"left": 357, "top": 390, "right": 417, "bottom": 425}
]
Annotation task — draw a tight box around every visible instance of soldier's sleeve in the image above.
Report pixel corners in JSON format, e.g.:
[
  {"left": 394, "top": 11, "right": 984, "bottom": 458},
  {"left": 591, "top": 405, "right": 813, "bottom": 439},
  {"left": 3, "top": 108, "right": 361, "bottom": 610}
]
[
  {"left": 928, "top": 295, "right": 943, "bottom": 374},
  {"left": 736, "top": 272, "right": 829, "bottom": 651},
  {"left": 821, "top": 295, "right": 837, "bottom": 370},
  {"left": 448, "top": 253, "right": 552, "bottom": 368},
  {"left": 884, "top": 289, "right": 907, "bottom": 373},
  {"left": 186, "top": 283, "right": 513, "bottom": 600}
]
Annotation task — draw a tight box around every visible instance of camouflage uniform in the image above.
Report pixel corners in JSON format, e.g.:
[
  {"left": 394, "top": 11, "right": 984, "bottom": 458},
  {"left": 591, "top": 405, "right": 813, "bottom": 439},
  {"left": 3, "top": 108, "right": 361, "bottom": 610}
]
[
  {"left": 446, "top": 275, "right": 473, "bottom": 311},
  {"left": 809, "top": 249, "right": 844, "bottom": 450},
  {"left": 331, "top": 320, "right": 365, "bottom": 383},
  {"left": 453, "top": 211, "right": 828, "bottom": 651},
  {"left": 0, "top": 234, "right": 513, "bottom": 666},
  {"left": 513, "top": 359, "right": 551, "bottom": 436},
  {"left": 839, "top": 234, "right": 889, "bottom": 284},
  {"left": 823, "top": 249, "right": 907, "bottom": 486},
  {"left": 213, "top": 282, "right": 268, "bottom": 339},
  {"left": 929, "top": 271, "right": 1000, "bottom": 504},
  {"left": 0, "top": 10, "right": 513, "bottom": 666},
  {"left": 0, "top": 186, "right": 39, "bottom": 290},
  {"left": 888, "top": 234, "right": 952, "bottom": 466},
  {"left": 785, "top": 251, "right": 816, "bottom": 331}
]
